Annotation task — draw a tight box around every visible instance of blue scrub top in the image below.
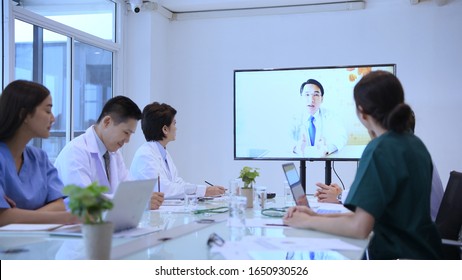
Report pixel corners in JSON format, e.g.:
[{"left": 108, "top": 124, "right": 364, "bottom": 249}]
[{"left": 0, "top": 142, "right": 64, "bottom": 210}]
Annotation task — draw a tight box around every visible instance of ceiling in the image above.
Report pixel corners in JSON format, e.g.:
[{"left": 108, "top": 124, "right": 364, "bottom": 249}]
[
  {"left": 156, "top": 0, "right": 450, "bottom": 12},
  {"left": 156, "top": 0, "right": 365, "bottom": 13},
  {"left": 147, "top": 0, "right": 371, "bottom": 19}
]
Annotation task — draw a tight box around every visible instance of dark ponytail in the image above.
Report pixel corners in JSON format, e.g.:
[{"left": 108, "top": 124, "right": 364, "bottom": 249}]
[
  {"left": 387, "top": 103, "right": 413, "bottom": 133},
  {"left": 354, "top": 71, "right": 413, "bottom": 133}
]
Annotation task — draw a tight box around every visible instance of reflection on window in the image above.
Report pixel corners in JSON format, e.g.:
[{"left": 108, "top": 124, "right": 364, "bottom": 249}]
[
  {"left": 14, "top": 19, "right": 113, "bottom": 162},
  {"left": 73, "top": 42, "right": 112, "bottom": 134},
  {"left": 15, "top": 19, "right": 68, "bottom": 161},
  {"left": 18, "top": 0, "right": 115, "bottom": 42}
]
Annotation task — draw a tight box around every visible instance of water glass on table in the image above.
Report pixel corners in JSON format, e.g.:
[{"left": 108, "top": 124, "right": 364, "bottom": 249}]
[
  {"left": 253, "top": 185, "right": 267, "bottom": 212},
  {"left": 184, "top": 184, "right": 198, "bottom": 211},
  {"left": 228, "top": 196, "right": 247, "bottom": 228},
  {"left": 284, "top": 181, "right": 294, "bottom": 207},
  {"left": 228, "top": 178, "right": 241, "bottom": 197}
]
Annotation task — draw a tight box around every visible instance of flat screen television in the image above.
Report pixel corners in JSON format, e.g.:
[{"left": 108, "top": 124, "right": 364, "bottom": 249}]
[{"left": 234, "top": 64, "right": 396, "bottom": 162}]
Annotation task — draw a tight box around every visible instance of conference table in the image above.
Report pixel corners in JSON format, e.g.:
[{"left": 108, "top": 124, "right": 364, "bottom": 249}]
[{"left": 0, "top": 196, "right": 369, "bottom": 260}]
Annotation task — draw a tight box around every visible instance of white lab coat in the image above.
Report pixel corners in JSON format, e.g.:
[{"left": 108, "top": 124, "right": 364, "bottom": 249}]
[
  {"left": 54, "top": 126, "right": 128, "bottom": 195},
  {"left": 292, "top": 107, "right": 348, "bottom": 155},
  {"left": 129, "top": 141, "right": 206, "bottom": 199}
]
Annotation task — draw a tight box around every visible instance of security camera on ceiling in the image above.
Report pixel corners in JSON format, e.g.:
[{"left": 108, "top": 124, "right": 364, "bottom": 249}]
[{"left": 129, "top": 0, "right": 143, "bottom": 13}]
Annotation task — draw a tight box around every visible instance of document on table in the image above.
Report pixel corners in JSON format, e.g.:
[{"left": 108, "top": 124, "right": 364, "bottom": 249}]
[
  {"left": 155, "top": 203, "right": 208, "bottom": 213},
  {"left": 50, "top": 224, "right": 162, "bottom": 238},
  {"left": 0, "top": 224, "right": 65, "bottom": 232},
  {"left": 0, "top": 223, "right": 161, "bottom": 238},
  {"left": 245, "top": 218, "right": 287, "bottom": 228},
  {"left": 210, "top": 236, "right": 362, "bottom": 260}
]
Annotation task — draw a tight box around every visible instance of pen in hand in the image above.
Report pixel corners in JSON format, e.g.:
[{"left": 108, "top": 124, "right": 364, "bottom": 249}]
[
  {"left": 204, "top": 180, "right": 214, "bottom": 186},
  {"left": 158, "top": 174, "right": 161, "bottom": 192}
]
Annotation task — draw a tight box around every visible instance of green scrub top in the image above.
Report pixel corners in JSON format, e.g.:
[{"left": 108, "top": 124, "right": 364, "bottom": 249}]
[{"left": 344, "top": 131, "right": 443, "bottom": 259}]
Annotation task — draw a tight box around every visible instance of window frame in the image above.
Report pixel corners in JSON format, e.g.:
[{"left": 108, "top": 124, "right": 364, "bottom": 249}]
[{"left": 4, "top": 1, "right": 124, "bottom": 145}]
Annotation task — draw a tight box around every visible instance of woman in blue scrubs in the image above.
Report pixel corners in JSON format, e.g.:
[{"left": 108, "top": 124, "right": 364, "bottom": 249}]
[
  {"left": 0, "top": 80, "right": 77, "bottom": 226},
  {"left": 283, "top": 71, "right": 442, "bottom": 259}
]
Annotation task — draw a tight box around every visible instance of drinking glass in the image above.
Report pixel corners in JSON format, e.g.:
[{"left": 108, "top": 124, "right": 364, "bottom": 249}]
[
  {"left": 253, "top": 185, "right": 267, "bottom": 212},
  {"left": 284, "top": 181, "right": 294, "bottom": 206},
  {"left": 184, "top": 184, "right": 198, "bottom": 211}
]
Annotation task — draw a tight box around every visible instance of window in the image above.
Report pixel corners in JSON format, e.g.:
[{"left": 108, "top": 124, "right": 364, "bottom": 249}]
[
  {"left": 15, "top": 0, "right": 116, "bottom": 41},
  {"left": 7, "top": 1, "right": 121, "bottom": 161}
]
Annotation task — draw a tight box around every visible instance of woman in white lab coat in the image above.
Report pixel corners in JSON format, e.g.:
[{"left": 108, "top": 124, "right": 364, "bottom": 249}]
[{"left": 130, "top": 102, "right": 225, "bottom": 199}]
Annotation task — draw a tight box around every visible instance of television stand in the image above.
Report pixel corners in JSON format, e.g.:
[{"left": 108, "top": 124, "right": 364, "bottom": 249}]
[{"left": 299, "top": 160, "right": 332, "bottom": 193}]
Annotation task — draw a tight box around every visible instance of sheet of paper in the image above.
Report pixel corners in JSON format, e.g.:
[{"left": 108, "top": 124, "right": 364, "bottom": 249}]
[
  {"left": 112, "top": 226, "right": 162, "bottom": 238},
  {"left": 210, "top": 236, "right": 362, "bottom": 260},
  {"left": 155, "top": 206, "right": 189, "bottom": 213},
  {"left": 50, "top": 224, "right": 162, "bottom": 238},
  {"left": 0, "top": 224, "right": 65, "bottom": 231},
  {"left": 162, "top": 200, "right": 184, "bottom": 206},
  {"left": 245, "top": 218, "right": 287, "bottom": 228},
  {"left": 246, "top": 236, "right": 362, "bottom": 251}
]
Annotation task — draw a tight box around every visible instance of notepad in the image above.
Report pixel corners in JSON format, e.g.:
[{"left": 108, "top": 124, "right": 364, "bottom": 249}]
[{"left": 0, "top": 224, "right": 65, "bottom": 231}]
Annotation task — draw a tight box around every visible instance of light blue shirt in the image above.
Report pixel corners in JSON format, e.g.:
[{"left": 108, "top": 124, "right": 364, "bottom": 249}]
[
  {"left": 0, "top": 142, "right": 63, "bottom": 209},
  {"left": 155, "top": 141, "right": 167, "bottom": 160},
  {"left": 155, "top": 141, "right": 171, "bottom": 178},
  {"left": 94, "top": 127, "right": 108, "bottom": 160}
]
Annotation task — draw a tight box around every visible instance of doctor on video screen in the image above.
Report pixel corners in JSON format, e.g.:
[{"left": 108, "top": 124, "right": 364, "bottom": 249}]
[{"left": 292, "top": 79, "right": 347, "bottom": 157}]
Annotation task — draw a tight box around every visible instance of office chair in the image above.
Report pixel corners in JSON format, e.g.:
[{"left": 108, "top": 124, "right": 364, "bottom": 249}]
[{"left": 435, "top": 170, "right": 462, "bottom": 259}]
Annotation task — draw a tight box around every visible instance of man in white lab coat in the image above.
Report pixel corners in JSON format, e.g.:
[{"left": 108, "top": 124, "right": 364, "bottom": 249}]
[
  {"left": 54, "top": 96, "right": 164, "bottom": 209},
  {"left": 292, "top": 79, "right": 348, "bottom": 157}
]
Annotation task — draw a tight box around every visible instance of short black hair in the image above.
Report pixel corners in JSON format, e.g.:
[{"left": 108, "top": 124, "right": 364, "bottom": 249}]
[
  {"left": 300, "top": 79, "right": 324, "bottom": 96},
  {"left": 141, "top": 102, "right": 177, "bottom": 141},
  {"left": 96, "top": 96, "right": 141, "bottom": 124},
  {"left": 0, "top": 80, "right": 50, "bottom": 141}
]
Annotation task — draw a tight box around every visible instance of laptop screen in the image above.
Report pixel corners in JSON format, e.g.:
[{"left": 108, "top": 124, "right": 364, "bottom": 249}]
[
  {"left": 283, "top": 163, "right": 300, "bottom": 187},
  {"left": 282, "top": 163, "right": 309, "bottom": 207}
]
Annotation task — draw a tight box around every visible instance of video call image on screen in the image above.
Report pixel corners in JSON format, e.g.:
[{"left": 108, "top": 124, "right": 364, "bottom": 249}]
[{"left": 234, "top": 64, "right": 396, "bottom": 161}]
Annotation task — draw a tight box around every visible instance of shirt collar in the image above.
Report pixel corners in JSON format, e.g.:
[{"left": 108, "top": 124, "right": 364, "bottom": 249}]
[
  {"left": 155, "top": 141, "right": 167, "bottom": 161},
  {"left": 312, "top": 108, "right": 321, "bottom": 119},
  {"left": 92, "top": 126, "right": 108, "bottom": 156}
]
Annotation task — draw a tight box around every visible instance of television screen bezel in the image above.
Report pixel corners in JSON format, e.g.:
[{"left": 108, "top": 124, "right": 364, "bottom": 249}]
[{"left": 233, "top": 63, "right": 396, "bottom": 162}]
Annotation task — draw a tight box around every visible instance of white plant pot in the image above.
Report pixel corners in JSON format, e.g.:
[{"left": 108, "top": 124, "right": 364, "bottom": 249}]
[
  {"left": 82, "top": 222, "right": 114, "bottom": 260},
  {"left": 241, "top": 188, "right": 254, "bottom": 208}
]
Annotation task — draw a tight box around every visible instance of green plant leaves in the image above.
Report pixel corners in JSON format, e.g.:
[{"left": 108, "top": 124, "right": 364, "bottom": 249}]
[
  {"left": 63, "top": 182, "right": 114, "bottom": 224},
  {"left": 238, "top": 166, "right": 260, "bottom": 188}
]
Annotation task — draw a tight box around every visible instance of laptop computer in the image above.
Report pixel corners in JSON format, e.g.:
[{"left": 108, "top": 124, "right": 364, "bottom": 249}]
[
  {"left": 53, "top": 179, "right": 160, "bottom": 237},
  {"left": 282, "top": 163, "right": 343, "bottom": 214}
]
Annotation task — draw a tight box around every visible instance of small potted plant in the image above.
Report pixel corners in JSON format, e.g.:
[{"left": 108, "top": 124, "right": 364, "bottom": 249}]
[
  {"left": 63, "top": 182, "right": 114, "bottom": 260},
  {"left": 238, "top": 166, "right": 260, "bottom": 208}
]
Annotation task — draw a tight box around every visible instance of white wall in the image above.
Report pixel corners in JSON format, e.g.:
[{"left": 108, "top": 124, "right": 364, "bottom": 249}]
[
  {"left": 124, "top": 0, "right": 462, "bottom": 196},
  {"left": 122, "top": 11, "right": 170, "bottom": 166}
]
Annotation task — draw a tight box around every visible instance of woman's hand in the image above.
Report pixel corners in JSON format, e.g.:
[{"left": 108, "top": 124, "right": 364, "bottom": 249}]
[
  {"left": 314, "top": 182, "right": 342, "bottom": 203},
  {"left": 283, "top": 206, "right": 317, "bottom": 229},
  {"left": 150, "top": 192, "right": 164, "bottom": 210},
  {"left": 205, "top": 186, "right": 225, "bottom": 197},
  {"left": 4, "top": 195, "right": 16, "bottom": 208},
  {"left": 284, "top": 205, "right": 316, "bottom": 218}
]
